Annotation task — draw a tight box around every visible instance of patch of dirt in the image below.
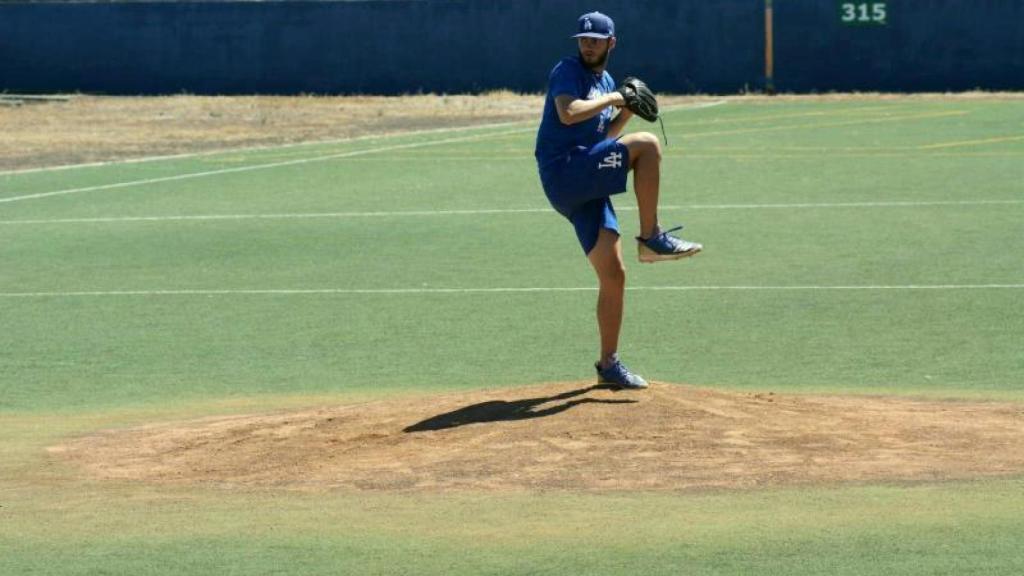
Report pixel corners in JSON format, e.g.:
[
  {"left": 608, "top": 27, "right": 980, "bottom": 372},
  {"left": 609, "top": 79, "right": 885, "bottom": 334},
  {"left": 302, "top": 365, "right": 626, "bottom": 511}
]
[
  {"left": 0, "top": 93, "right": 542, "bottom": 171},
  {"left": 50, "top": 382, "right": 1024, "bottom": 492}
]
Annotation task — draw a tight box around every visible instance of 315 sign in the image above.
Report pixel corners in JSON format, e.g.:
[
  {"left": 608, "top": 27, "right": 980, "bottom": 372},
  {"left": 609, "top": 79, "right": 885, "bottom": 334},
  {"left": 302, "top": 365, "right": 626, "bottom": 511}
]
[{"left": 839, "top": 1, "right": 888, "bottom": 25}]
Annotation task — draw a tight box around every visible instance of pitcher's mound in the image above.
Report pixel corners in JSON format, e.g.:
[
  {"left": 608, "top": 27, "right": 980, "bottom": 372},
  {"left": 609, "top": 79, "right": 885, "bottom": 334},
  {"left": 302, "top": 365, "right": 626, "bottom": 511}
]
[{"left": 52, "top": 382, "right": 1024, "bottom": 492}]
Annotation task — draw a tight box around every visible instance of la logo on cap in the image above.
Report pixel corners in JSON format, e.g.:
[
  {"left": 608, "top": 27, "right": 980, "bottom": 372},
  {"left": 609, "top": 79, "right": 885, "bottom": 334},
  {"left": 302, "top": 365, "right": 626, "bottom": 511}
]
[{"left": 574, "top": 11, "right": 614, "bottom": 39}]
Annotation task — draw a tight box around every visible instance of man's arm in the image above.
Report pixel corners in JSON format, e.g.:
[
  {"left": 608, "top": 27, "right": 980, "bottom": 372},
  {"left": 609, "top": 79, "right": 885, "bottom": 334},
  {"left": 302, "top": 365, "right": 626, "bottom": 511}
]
[
  {"left": 554, "top": 93, "right": 625, "bottom": 125},
  {"left": 605, "top": 107, "right": 633, "bottom": 139}
]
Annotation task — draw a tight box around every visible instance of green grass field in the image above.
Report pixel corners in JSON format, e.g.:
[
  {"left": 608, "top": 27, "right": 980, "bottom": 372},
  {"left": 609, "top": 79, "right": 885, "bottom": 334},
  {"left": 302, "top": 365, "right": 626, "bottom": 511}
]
[{"left": 2, "top": 97, "right": 1023, "bottom": 575}]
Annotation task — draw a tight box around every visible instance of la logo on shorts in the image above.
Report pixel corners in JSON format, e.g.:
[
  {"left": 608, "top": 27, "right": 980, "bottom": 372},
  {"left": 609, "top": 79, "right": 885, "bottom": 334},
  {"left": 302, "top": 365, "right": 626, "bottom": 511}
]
[{"left": 598, "top": 151, "right": 623, "bottom": 169}]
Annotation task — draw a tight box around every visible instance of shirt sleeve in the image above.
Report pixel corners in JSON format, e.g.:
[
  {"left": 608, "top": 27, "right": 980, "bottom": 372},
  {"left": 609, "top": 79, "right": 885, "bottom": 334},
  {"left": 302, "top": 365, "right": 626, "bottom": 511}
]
[{"left": 548, "top": 62, "right": 582, "bottom": 99}]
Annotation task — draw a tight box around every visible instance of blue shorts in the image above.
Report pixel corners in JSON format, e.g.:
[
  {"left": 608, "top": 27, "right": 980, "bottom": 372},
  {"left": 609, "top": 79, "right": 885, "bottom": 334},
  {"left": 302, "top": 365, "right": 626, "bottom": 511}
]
[{"left": 539, "top": 139, "right": 630, "bottom": 254}]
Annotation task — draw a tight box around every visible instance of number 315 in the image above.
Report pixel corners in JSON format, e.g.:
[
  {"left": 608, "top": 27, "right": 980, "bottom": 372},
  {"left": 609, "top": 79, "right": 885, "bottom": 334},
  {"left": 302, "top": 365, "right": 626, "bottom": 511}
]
[{"left": 841, "top": 2, "right": 887, "bottom": 23}]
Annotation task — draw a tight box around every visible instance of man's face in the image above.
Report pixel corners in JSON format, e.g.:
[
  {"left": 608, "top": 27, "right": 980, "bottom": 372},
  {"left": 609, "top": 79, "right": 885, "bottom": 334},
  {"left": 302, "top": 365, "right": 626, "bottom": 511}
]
[{"left": 577, "top": 37, "right": 615, "bottom": 70}]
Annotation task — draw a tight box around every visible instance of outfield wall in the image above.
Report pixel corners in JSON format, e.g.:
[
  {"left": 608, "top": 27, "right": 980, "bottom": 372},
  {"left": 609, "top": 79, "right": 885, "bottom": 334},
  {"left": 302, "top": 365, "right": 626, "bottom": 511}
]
[
  {"left": 0, "top": 0, "right": 1021, "bottom": 95},
  {"left": 774, "top": 0, "right": 1024, "bottom": 92}
]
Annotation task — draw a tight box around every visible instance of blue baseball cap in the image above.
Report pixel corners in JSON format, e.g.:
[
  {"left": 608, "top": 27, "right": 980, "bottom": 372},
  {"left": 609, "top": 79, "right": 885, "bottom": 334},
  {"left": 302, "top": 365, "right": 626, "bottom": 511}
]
[{"left": 573, "top": 11, "right": 615, "bottom": 39}]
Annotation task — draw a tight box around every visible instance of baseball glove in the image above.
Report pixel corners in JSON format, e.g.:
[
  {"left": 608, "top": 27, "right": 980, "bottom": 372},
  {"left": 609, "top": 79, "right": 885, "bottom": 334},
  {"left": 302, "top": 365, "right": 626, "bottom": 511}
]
[{"left": 617, "top": 77, "right": 659, "bottom": 122}]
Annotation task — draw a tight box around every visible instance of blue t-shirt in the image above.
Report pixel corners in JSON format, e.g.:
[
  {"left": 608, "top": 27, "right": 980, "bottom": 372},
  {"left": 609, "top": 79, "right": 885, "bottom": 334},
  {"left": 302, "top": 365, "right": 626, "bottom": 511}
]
[{"left": 534, "top": 57, "right": 616, "bottom": 175}]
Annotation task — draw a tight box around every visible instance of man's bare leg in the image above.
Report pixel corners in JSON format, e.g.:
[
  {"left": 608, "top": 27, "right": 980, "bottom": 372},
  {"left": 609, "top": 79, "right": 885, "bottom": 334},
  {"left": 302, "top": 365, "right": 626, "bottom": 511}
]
[
  {"left": 618, "top": 131, "right": 702, "bottom": 261},
  {"left": 619, "top": 132, "right": 662, "bottom": 239},
  {"left": 587, "top": 227, "right": 648, "bottom": 388},
  {"left": 587, "top": 227, "right": 626, "bottom": 369}
]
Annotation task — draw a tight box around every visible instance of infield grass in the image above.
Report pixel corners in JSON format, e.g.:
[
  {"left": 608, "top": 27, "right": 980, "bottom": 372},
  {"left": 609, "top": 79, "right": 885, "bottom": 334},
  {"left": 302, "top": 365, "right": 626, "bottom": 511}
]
[{"left": 1, "top": 96, "right": 1023, "bottom": 574}]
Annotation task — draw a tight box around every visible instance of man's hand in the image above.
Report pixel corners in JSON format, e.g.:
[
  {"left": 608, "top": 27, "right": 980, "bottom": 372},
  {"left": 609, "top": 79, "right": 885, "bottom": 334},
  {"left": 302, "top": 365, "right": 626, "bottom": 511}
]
[{"left": 616, "top": 77, "right": 659, "bottom": 122}]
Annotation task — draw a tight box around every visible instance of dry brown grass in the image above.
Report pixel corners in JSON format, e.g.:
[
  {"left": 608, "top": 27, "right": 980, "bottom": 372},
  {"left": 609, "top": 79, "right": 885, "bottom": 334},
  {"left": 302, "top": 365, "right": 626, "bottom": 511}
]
[{"left": 0, "top": 94, "right": 542, "bottom": 171}]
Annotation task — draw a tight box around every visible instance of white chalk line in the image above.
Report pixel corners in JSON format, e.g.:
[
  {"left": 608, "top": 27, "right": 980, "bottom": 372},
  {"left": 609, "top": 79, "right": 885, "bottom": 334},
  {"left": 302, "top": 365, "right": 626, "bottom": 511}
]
[
  {"left": 663, "top": 199, "right": 1024, "bottom": 210},
  {"left": 0, "top": 208, "right": 552, "bottom": 225},
  {"left": 0, "top": 127, "right": 534, "bottom": 205},
  {"left": 661, "top": 104, "right": 909, "bottom": 128},
  {"left": 2, "top": 284, "right": 1021, "bottom": 298},
  {"left": 278, "top": 151, "right": 1024, "bottom": 161},
  {"left": 662, "top": 100, "right": 728, "bottom": 113},
  {"left": 673, "top": 110, "right": 969, "bottom": 140},
  {"left": 2, "top": 199, "right": 1020, "bottom": 226},
  {"left": 0, "top": 120, "right": 536, "bottom": 177}
]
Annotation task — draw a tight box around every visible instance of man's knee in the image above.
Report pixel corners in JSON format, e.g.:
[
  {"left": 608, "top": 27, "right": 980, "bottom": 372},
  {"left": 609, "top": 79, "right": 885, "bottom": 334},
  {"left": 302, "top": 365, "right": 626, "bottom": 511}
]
[
  {"left": 588, "top": 232, "right": 626, "bottom": 286},
  {"left": 641, "top": 132, "right": 662, "bottom": 161},
  {"left": 597, "top": 259, "right": 626, "bottom": 288},
  {"left": 598, "top": 251, "right": 626, "bottom": 286},
  {"left": 624, "top": 132, "right": 661, "bottom": 164}
]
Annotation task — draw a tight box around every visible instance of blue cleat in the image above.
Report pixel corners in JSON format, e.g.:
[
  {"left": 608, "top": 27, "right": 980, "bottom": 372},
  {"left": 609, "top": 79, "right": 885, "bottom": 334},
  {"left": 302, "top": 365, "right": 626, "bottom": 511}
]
[
  {"left": 596, "top": 354, "right": 649, "bottom": 389},
  {"left": 637, "top": 225, "right": 702, "bottom": 263}
]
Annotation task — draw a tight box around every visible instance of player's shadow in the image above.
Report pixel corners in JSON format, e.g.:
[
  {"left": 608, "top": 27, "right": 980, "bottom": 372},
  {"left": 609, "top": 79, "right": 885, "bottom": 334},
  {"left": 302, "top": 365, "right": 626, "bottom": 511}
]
[{"left": 403, "top": 383, "right": 636, "bottom": 433}]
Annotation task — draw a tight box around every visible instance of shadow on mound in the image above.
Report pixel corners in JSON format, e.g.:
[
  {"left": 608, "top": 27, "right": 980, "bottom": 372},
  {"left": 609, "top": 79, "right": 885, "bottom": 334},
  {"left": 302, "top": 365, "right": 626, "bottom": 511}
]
[
  {"left": 404, "top": 383, "right": 636, "bottom": 433},
  {"left": 50, "top": 381, "right": 1024, "bottom": 492}
]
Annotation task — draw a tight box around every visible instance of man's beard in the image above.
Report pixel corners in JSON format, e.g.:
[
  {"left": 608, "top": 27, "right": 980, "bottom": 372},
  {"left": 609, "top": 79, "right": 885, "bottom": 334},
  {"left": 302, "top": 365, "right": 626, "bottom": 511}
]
[{"left": 578, "top": 47, "right": 609, "bottom": 71}]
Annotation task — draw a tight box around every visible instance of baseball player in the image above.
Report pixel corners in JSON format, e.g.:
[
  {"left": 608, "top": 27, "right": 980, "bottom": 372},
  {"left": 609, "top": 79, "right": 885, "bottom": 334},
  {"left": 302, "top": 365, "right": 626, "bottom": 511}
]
[{"left": 534, "top": 11, "right": 702, "bottom": 389}]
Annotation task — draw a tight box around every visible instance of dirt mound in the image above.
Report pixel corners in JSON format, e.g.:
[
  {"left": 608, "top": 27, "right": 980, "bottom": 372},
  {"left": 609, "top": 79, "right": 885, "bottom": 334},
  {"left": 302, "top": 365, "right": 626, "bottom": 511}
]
[{"left": 51, "top": 382, "right": 1024, "bottom": 492}]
